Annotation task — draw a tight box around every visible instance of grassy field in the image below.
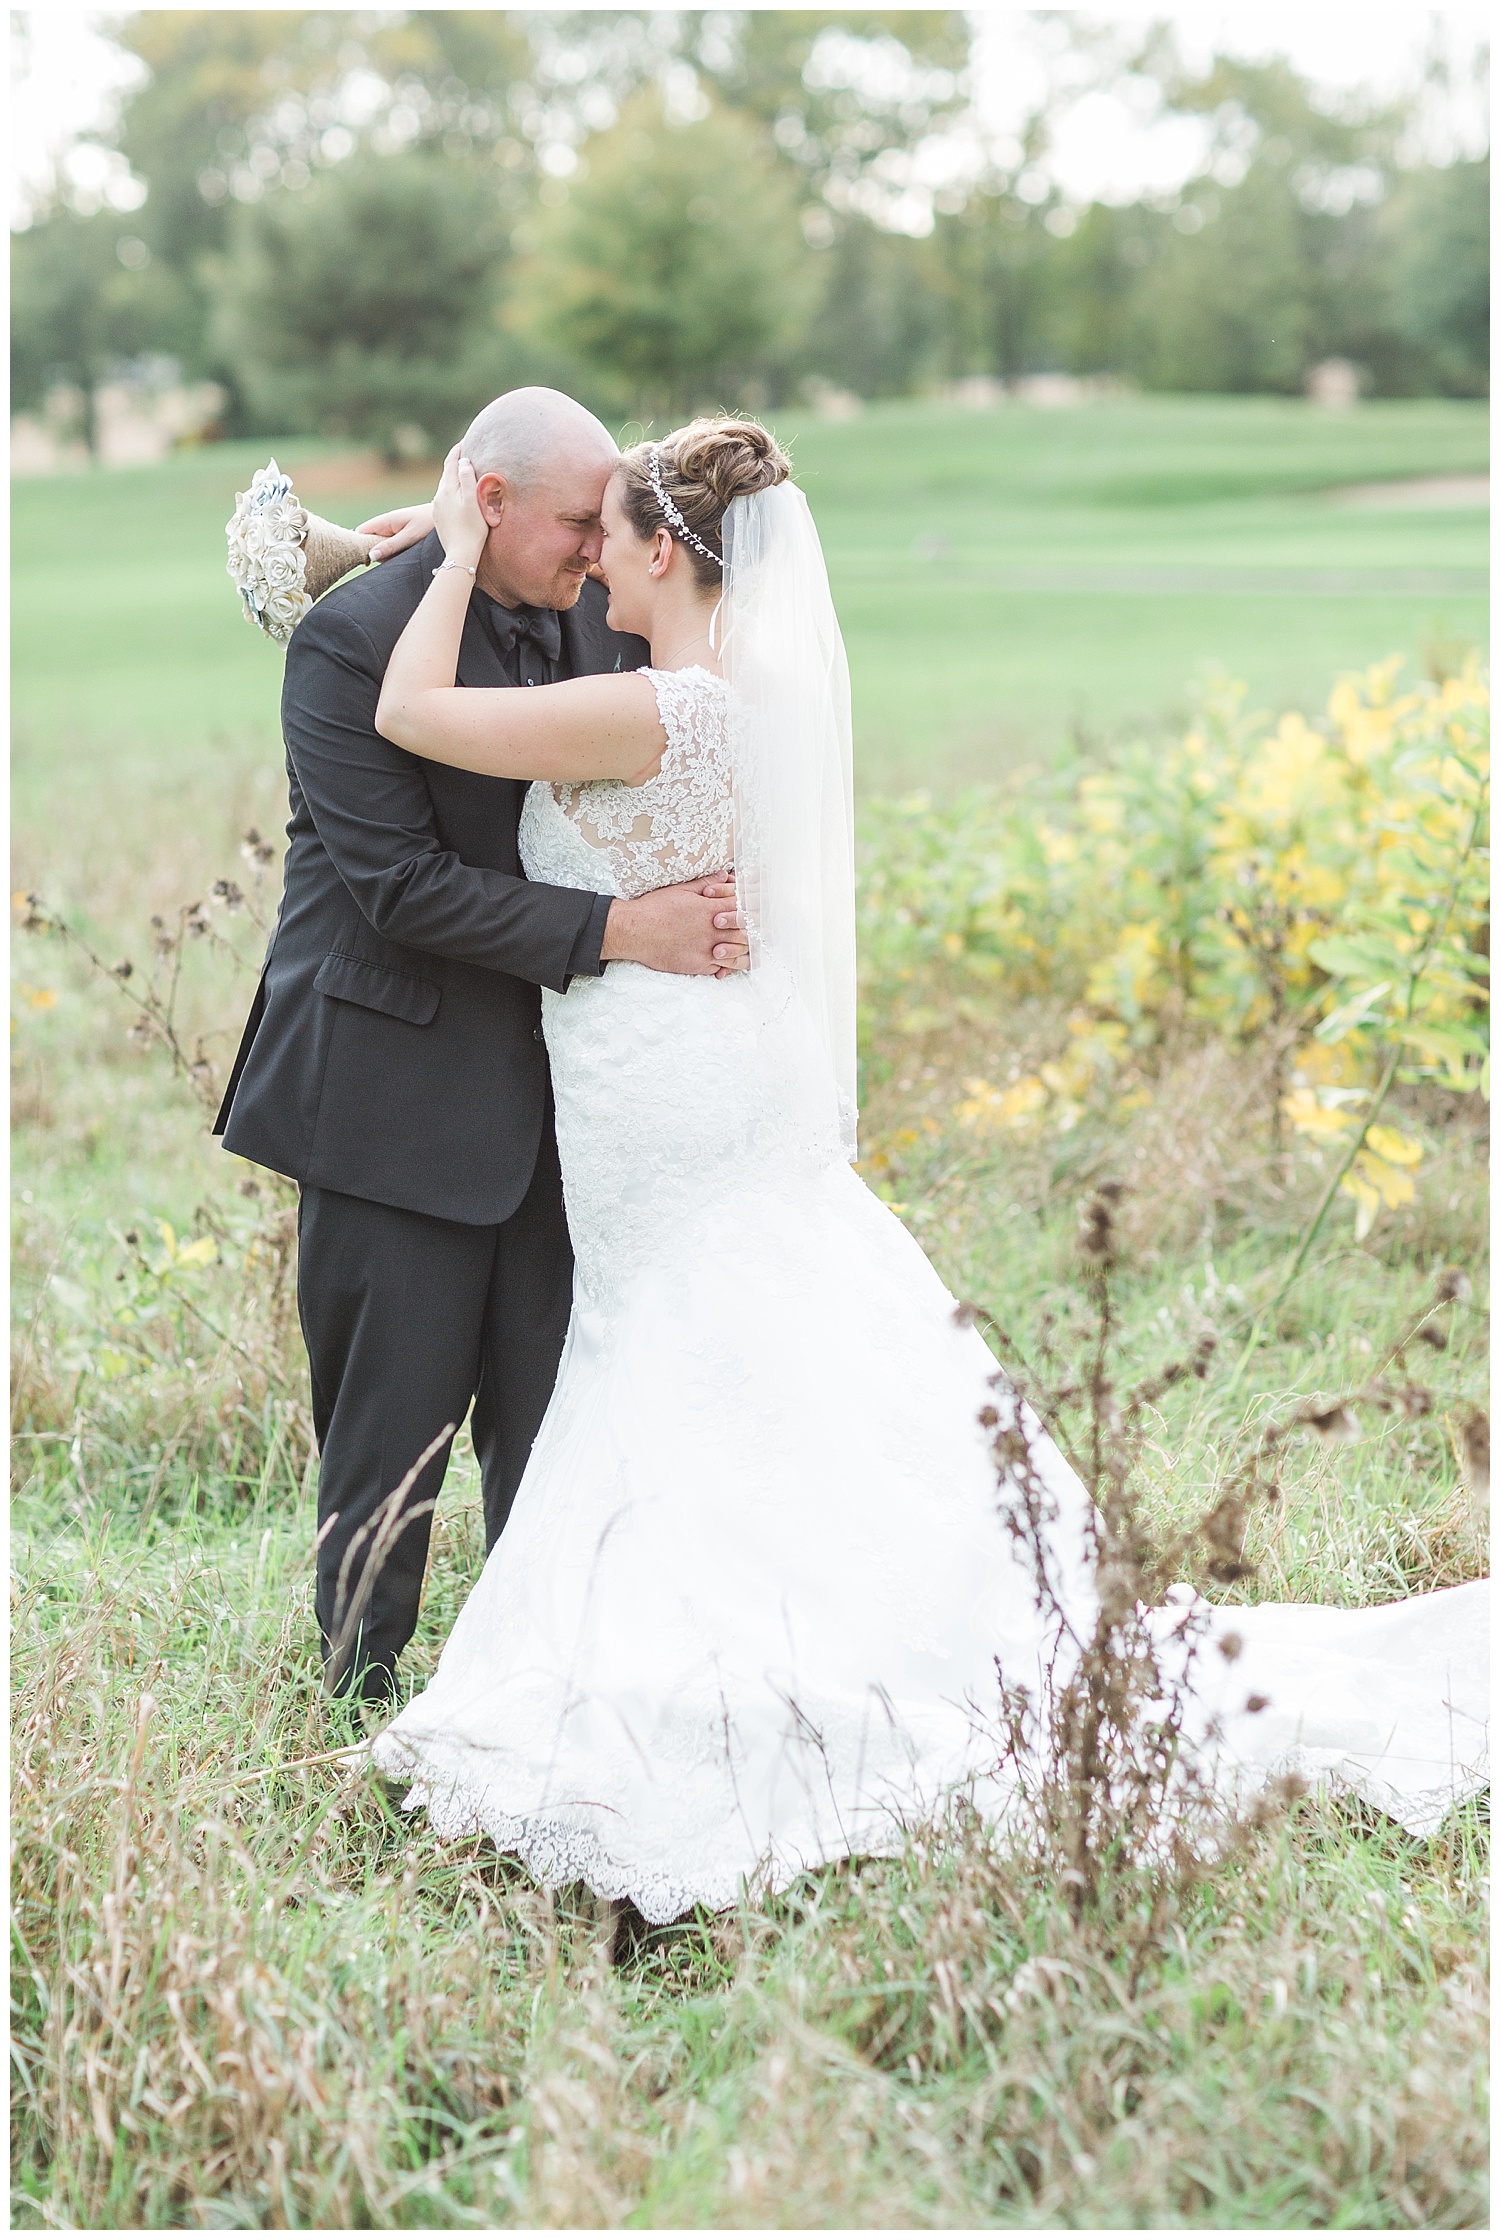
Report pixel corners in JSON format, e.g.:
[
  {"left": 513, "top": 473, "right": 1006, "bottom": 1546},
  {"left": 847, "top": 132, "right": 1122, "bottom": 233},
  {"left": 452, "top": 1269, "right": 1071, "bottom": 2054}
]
[
  {"left": 10, "top": 394, "right": 1490, "bottom": 2228},
  {"left": 12, "top": 933, "right": 1490, "bottom": 2227},
  {"left": 11, "top": 394, "right": 1488, "bottom": 825}
]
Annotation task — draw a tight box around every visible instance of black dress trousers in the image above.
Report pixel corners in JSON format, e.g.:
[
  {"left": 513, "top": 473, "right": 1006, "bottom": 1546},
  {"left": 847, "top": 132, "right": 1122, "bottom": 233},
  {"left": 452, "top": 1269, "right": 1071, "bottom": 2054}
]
[{"left": 297, "top": 1097, "right": 574, "bottom": 1700}]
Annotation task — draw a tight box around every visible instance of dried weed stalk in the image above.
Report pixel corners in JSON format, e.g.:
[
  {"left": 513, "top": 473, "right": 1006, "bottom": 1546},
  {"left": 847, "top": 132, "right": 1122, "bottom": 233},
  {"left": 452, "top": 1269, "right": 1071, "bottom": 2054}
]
[
  {"left": 18, "top": 826, "right": 275, "bottom": 1116},
  {"left": 960, "top": 1188, "right": 1459, "bottom": 1948}
]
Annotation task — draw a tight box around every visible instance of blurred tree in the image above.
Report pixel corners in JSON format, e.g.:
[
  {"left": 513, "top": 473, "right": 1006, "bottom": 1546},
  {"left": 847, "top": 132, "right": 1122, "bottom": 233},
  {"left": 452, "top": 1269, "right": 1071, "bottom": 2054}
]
[
  {"left": 931, "top": 190, "right": 1068, "bottom": 385},
  {"left": 114, "top": 10, "right": 534, "bottom": 266},
  {"left": 1117, "top": 58, "right": 1409, "bottom": 393},
  {"left": 10, "top": 210, "right": 197, "bottom": 451},
  {"left": 107, "top": 9, "right": 536, "bottom": 411},
  {"left": 112, "top": 11, "right": 326, "bottom": 275},
  {"left": 527, "top": 11, "right": 972, "bottom": 216},
  {"left": 208, "top": 152, "right": 530, "bottom": 457},
  {"left": 688, "top": 9, "right": 971, "bottom": 214},
  {"left": 10, "top": 9, "right": 1487, "bottom": 437},
  {"left": 801, "top": 217, "right": 946, "bottom": 397},
  {"left": 514, "top": 93, "right": 818, "bottom": 416},
  {"left": 1385, "top": 157, "right": 1489, "bottom": 395},
  {"left": 1125, "top": 177, "right": 1318, "bottom": 395},
  {"left": 1042, "top": 204, "right": 1151, "bottom": 377}
]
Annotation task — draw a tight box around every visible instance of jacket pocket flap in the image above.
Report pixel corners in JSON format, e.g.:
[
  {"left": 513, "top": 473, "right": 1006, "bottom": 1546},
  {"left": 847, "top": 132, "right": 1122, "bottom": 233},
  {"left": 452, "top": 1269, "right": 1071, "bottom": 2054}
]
[{"left": 314, "top": 951, "right": 440, "bottom": 1026}]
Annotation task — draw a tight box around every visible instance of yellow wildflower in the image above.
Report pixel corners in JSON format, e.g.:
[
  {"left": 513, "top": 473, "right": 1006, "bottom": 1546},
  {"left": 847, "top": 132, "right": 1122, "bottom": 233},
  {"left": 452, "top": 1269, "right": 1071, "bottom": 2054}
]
[
  {"left": 1341, "top": 1149, "right": 1416, "bottom": 1240},
  {"left": 1283, "top": 1086, "right": 1362, "bottom": 1141},
  {"left": 1363, "top": 1124, "right": 1422, "bottom": 1168}
]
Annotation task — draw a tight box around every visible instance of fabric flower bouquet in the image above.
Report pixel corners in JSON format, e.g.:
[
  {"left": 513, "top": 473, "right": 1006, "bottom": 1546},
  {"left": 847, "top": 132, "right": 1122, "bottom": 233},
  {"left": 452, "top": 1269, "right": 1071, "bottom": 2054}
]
[{"left": 225, "top": 461, "right": 376, "bottom": 645}]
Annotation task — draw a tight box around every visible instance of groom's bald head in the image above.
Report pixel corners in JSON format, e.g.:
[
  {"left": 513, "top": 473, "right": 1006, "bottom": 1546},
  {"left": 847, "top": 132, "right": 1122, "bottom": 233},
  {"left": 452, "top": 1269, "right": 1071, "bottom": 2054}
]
[
  {"left": 463, "top": 386, "right": 617, "bottom": 490},
  {"left": 461, "top": 387, "right": 619, "bottom": 611}
]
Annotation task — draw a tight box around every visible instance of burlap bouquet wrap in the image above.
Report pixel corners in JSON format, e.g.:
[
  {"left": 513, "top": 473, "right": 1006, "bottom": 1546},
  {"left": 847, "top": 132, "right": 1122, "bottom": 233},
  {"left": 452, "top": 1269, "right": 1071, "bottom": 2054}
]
[{"left": 225, "top": 460, "right": 377, "bottom": 645}]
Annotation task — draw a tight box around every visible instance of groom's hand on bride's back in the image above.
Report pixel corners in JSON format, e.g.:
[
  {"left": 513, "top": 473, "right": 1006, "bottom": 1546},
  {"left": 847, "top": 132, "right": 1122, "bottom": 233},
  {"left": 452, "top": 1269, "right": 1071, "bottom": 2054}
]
[{"left": 600, "top": 877, "right": 748, "bottom": 978}]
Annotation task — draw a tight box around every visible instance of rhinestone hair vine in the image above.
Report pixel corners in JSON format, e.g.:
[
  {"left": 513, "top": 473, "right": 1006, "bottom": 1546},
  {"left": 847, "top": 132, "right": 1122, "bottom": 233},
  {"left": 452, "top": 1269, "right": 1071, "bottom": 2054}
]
[{"left": 646, "top": 444, "right": 724, "bottom": 569}]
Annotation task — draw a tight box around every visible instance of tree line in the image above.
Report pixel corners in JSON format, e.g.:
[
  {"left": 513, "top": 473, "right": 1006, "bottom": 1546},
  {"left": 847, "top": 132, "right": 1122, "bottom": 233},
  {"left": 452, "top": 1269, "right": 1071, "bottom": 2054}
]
[{"left": 11, "top": 10, "right": 1489, "bottom": 459}]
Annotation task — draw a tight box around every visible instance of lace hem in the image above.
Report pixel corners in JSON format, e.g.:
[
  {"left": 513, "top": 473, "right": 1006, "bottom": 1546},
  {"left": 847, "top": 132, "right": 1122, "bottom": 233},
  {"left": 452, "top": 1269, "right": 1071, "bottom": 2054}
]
[
  {"left": 377, "top": 1754, "right": 919, "bottom": 1925},
  {"left": 373, "top": 1745, "right": 1486, "bottom": 1926},
  {"left": 372, "top": 1675, "right": 1487, "bottom": 1924}
]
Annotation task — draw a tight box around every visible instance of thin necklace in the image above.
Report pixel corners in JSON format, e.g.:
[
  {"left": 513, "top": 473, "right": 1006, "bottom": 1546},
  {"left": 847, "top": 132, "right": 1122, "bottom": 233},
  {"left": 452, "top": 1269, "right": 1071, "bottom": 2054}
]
[{"left": 652, "top": 632, "right": 717, "bottom": 671}]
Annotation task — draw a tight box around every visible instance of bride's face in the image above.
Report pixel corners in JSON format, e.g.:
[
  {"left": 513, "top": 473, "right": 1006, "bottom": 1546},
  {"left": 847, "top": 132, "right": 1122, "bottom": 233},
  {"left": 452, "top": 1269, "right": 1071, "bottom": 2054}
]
[
  {"left": 597, "top": 475, "right": 681, "bottom": 637},
  {"left": 597, "top": 477, "right": 653, "bottom": 636}
]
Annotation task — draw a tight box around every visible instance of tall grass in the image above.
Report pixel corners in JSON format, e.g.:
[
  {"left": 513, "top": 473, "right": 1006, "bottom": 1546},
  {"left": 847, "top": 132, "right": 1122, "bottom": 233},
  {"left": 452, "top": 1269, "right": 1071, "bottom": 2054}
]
[
  {"left": 11, "top": 659, "right": 1489, "bottom": 2228},
  {"left": 11, "top": 1117, "right": 1488, "bottom": 2225}
]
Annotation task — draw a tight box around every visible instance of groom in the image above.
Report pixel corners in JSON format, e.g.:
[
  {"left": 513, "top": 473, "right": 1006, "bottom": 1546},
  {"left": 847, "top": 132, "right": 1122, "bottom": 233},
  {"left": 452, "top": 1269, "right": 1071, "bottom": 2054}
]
[{"left": 215, "top": 387, "right": 746, "bottom": 1705}]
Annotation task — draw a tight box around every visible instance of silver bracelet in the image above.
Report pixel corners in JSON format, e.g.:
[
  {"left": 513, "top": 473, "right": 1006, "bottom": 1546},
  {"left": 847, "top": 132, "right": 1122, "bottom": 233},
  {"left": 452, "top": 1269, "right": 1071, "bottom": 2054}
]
[{"left": 433, "top": 558, "right": 477, "bottom": 578}]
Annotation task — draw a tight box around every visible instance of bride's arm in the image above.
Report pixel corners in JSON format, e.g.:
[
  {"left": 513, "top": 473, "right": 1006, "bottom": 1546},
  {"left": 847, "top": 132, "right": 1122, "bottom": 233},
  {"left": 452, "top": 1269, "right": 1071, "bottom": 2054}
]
[
  {"left": 380, "top": 650, "right": 666, "bottom": 784},
  {"left": 374, "top": 447, "right": 665, "bottom": 784}
]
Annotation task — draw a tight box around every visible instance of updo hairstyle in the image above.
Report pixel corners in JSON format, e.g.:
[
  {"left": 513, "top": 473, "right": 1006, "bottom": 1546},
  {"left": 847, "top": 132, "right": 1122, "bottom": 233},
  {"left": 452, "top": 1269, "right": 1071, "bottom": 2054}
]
[{"left": 614, "top": 416, "right": 791, "bottom": 589}]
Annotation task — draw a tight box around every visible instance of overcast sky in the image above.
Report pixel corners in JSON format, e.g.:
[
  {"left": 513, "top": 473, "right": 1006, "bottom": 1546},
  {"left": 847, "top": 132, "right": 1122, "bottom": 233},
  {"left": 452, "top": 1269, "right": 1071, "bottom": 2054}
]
[{"left": 9, "top": 4, "right": 1491, "bottom": 230}]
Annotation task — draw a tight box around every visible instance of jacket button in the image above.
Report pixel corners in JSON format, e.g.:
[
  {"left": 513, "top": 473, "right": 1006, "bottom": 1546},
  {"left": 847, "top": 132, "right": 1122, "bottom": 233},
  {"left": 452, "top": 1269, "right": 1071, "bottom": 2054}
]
[{"left": 533, "top": 1025, "right": 545, "bottom": 1043}]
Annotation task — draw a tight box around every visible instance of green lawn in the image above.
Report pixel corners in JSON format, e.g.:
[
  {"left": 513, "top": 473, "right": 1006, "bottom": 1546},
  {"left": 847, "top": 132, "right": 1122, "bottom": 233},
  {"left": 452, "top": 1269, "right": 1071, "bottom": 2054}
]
[
  {"left": 11, "top": 396, "right": 1488, "bottom": 846},
  {"left": 803, "top": 393, "right": 1487, "bottom": 783}
]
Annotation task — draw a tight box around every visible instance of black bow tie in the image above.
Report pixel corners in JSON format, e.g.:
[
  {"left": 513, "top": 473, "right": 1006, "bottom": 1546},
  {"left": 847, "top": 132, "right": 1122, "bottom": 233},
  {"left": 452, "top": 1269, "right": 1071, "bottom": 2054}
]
[{"left": 482, "top": 597, "right": 562, "bottom": 670}]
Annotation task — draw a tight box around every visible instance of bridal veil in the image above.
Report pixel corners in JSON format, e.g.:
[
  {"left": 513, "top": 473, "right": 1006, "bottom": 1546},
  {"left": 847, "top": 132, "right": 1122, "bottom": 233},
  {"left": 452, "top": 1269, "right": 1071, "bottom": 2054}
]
[{"left": 722, "top": 482, "right": 860, "bottom": 1159}]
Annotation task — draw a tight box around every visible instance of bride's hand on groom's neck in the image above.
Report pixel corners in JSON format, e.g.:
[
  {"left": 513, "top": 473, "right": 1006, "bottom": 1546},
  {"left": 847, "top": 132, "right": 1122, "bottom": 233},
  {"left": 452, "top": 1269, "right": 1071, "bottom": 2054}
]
[
  {"left": 356, "top": 502, "right": 434, "bottom": 563},
  {"left": 601, "top": 876, "right": 747, "bottom": 978}
]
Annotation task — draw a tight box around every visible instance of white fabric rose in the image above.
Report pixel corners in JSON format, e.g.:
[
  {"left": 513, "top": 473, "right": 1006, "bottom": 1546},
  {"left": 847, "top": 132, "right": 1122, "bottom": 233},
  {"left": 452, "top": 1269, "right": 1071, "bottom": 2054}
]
[
  {"left": 260, "top": 586, "right": 309, "bottom": 644},
  {"left": 260, "top": 545, "right": 306, "bottom": 595}
]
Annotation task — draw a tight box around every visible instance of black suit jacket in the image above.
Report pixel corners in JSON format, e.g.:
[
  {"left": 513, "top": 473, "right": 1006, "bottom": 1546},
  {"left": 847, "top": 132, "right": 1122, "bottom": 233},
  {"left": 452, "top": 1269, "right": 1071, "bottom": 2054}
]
[{"left": 215, "top": 534, "right": 648, "bottom": 1224}]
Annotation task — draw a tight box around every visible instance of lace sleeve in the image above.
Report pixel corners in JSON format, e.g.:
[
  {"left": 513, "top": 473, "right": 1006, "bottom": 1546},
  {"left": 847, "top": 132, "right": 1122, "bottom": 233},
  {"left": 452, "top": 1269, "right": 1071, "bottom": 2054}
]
[{"left": 542, "top": 666, "right": 734, "bottom": 899}]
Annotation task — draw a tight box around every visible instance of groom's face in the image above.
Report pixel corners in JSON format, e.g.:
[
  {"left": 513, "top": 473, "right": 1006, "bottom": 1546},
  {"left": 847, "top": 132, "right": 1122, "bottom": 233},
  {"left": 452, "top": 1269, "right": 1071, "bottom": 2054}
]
[{"left": 473, "top": 448, "right": 614, "bottom": 612}]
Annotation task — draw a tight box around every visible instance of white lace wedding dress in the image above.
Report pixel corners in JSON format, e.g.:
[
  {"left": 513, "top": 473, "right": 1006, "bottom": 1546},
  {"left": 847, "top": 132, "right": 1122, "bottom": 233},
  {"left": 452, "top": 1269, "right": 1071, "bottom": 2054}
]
[{"left": 373, "top": 666, "right": 1488, "bottom": 1923}]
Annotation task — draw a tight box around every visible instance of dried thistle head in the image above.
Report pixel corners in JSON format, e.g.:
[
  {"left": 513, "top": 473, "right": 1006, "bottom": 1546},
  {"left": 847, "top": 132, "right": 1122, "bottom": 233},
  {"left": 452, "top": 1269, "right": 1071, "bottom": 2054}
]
[
  {"left": 211, "top": 878, "right": 246, "bottom": 914},
  {"left": 1198, "top": 1489, "right": 1255, "bottom": 1583},
  {"left": 240, "top": 827, "right": 276, "bottom": 869},
  {"left": 1077, "top": 1182, "right": 1128, "bottom": 1270},
  {"left": 1457, "top": 1408, "right": 1489, "bottom": 1515},
  {"left": 1303, "top": 1404, "right": 1359, "bottom": 1445},
  {"left": 1434, "top": 1266, "right": 1473, "bottom": 1306}
]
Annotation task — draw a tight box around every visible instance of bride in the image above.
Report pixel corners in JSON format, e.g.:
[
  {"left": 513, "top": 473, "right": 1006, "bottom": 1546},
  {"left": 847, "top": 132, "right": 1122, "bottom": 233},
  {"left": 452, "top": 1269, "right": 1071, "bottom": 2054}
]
[{"left": 367, "top": 417, "right": 1487, "bottom": 1924}]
